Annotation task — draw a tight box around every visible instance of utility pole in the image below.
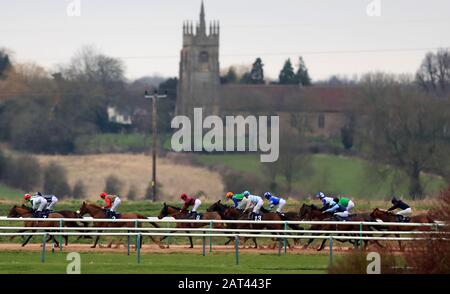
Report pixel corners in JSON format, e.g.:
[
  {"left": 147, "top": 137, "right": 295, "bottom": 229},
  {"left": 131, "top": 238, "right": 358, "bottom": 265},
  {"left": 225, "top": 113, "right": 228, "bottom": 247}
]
[{"left": 144, "top": 89, "right": 167, "bottom": 202}]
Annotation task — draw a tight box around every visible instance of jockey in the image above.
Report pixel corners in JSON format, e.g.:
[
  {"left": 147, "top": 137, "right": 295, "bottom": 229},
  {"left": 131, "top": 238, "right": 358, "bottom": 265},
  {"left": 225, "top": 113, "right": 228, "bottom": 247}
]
[
  {"left": 99, "top": 192, "right": 121, "bottom": 219},
  {"left": 43, "top": 194, "right": 58, "bottom": 211},
  {"left": 264, "top": 192, "right": 286, "bottom": 215},
  {"left": 180, "top": 193, "right": 201, "bottom": 219},
  {"left": 225, "top": 192, "right": 244, "bottom": 208},
  {"left": 323, "top": 197, "right": 355, "bottom": 219},
  {"left": 24, "top": 193, "right": 47, "bottom": 218},
  {"left": 242, "top": 191, "right": 264, "bottom": 220},
  {"left": 316, "top": 192, "right": 337, "bottom": 211},
  {"left": 388, "top": 197, "right": 412, "bottom": 221}
]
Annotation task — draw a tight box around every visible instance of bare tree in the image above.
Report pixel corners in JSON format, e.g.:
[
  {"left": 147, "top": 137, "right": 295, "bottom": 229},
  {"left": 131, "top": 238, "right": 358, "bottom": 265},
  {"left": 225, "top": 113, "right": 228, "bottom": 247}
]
[
  {"left": 360, "top": 73, "right": 450, "bottom": 199},
  {"left": 416, "top": 49, "right": 450, "bottom": 96}
]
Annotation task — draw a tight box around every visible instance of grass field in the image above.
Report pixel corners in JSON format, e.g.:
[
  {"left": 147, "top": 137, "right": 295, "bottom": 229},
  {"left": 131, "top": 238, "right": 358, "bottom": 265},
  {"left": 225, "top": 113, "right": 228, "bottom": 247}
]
[
  {"left": 34, "top": 153, "right": 224, "bottom": 201},
  {"left": 0, "top": 251, "right": 329, "bottom": 274},
  {"left": 195, "top": 153, "right": 447, "bottom": 199},
  {"left": 0, "top": 185, "right": 23, "bottom": 201}
]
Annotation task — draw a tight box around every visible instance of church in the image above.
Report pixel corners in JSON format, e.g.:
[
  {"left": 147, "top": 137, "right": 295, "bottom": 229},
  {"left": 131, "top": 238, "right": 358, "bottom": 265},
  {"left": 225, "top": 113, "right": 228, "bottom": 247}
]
[{"left": 176, "top": 2, "right": 357, "bottom": 138}]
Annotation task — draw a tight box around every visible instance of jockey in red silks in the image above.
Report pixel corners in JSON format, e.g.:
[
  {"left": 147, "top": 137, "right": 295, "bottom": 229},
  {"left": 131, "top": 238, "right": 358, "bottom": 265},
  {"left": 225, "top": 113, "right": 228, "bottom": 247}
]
[{"left": 180, "top": 193, "right": 201, "bottom": 218}]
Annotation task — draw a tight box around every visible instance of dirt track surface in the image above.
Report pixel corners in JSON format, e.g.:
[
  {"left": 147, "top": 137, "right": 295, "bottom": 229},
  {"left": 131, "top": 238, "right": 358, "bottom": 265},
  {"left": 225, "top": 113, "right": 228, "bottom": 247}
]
[{"left": 0, "top": 243, "right": 357, "bottom": 254}]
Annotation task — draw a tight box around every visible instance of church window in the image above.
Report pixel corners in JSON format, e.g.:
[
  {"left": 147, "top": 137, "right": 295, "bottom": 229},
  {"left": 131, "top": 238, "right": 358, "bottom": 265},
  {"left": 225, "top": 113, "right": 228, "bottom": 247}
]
[
  {"left": 318, "top": 114, "right": 325, "bottom": 129},
  {"left": 199, "top": 51, "right": 209, "bottom": 63}
]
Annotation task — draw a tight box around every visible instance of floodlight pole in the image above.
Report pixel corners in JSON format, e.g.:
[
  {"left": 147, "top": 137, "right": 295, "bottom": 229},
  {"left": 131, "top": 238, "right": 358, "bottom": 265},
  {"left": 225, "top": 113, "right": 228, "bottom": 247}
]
[{"left": 144, "top": 90, "right": 167, "bottom": 202}]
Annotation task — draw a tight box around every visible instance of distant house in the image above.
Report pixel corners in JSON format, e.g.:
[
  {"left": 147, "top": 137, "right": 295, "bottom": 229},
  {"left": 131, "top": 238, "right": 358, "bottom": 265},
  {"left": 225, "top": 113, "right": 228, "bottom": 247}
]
[{"left": 107, "top": 106, "right": 132, "bottom": 125}]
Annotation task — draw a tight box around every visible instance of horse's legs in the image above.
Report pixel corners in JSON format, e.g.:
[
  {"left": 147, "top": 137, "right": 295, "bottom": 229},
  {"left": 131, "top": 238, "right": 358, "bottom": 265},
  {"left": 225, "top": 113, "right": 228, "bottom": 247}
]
[
  {"left": 10, "top": 230, "right": 27, "bottom": 241},
  {"left": 52, "top": 236, "right": 60, "bottom": 248},
  {"left": 21, "top": 234, "right": 34, "bottom": 247},
  {"left": 188, "top": 235, "right": 193, "bottom": 249},
  {"left": 317, "top": 238, "right": 327, "bottom": 251},
  {"left": 91, "top": 232, "right": 101, "bottom": 248},
  {"left": 397, "top": 234, "right": 403, "bottom": 251},
  {"left": 303, "top": 237, "right": 315, "bottom": 249},
  {"left": 224, "top": 237, "right": 234, "bottom": 245}
]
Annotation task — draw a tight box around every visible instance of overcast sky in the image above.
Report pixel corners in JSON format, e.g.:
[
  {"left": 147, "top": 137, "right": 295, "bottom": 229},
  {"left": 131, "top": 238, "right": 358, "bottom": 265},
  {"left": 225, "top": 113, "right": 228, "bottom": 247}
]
[{"left": 1, "top": 0, "right": 450, "bottom": 81}]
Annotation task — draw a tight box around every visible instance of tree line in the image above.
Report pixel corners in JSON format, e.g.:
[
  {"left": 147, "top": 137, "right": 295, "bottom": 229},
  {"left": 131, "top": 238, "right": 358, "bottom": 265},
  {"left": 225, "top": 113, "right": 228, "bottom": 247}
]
[
  {"left": 221, "top": 57, "right": 312, "bottom": 86},
  {"left": 0, "top": 46, "right": 177, "bottom": 154}
]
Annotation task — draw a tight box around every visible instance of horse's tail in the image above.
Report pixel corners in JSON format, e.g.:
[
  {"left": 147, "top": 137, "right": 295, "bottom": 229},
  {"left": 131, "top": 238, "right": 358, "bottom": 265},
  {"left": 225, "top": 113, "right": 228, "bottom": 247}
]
[{"left": 136, "top": 214, "right": 160, "bottom": 228}]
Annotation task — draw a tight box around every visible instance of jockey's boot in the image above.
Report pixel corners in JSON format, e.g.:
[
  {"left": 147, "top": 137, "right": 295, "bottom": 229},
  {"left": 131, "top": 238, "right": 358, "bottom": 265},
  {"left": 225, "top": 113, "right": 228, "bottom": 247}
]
[
  {"left": 276, "top": 211, "right": 286, "bottom": 217},
  {"left": 397, "top": 215, "right": 405, "bottom": 222},
  {"left": 248, "top": 212, "right": 254, "bottom": 220}
]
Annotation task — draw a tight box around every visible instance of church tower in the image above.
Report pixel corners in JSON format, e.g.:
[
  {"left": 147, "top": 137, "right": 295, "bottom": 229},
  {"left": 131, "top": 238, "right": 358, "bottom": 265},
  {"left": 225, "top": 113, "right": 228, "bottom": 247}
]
[{"left": 177, "top": 1, "right": 220, "bottom": 120}]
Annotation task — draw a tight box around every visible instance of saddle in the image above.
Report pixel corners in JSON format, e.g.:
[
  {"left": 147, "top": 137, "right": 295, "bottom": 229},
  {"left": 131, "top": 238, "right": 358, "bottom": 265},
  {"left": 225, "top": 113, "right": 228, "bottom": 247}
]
[
  {"left": 333, "top": 215, "right": 348, "bottom": 222},
  {"left": 32, "top": 210, "right": 48, "bottom": 218},
  {"left": 188, "top": 211, "right": 202, "bottom": 220},
  {"left": 276, "top": 211, "right": 287, "bottom": 219},
  {"left": 248, "top": 212, "right": 262, "bottom": 221},
  {"left": 396, "top": 215, "right": 410, "bottom": 223},
  {"left": 105, "top": 210, "right": 121, "bottom": 219}
]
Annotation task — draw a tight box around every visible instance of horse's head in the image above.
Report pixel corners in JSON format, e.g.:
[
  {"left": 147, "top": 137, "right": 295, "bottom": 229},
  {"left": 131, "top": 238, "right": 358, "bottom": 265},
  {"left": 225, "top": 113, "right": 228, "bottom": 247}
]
[
  {"left": 370, "top": 208, "right": 384, "bottom": 219},
  {"left": 158, "top": 203, "right": 169, "bottom": 219},
  {"left": 78, "top": 202, "right": 88, "bottom": 216},
  {"left": 207, "top": 200, "right": 226, "bottom": 213},
  {"left": 207, "top": 200, "right": 219, "bottom": 212},
  {"left": 7, "top": 205, "right": 19, "bottom": 218},
  {"left": 299, "top": 204, "right": 312, "bottom": 220}
]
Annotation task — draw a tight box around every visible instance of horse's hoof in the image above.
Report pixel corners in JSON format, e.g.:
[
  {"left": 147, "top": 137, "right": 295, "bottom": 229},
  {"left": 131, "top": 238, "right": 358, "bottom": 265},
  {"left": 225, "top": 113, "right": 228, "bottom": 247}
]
[{"left": 90, "top": 246, "right": 97, "bottom": 249}]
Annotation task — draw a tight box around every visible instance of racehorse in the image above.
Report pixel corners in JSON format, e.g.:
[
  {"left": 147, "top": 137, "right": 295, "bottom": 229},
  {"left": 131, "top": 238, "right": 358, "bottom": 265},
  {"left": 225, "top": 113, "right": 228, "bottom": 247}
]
[
  {"left": 299, "top": 203, "right": 383, "bottom": 251},
  {"left": 299, "top": 203, "right": 332, "bottom": 221},
  {"left": 7, "top": 205, "right": 66, "bottom": 247},
  {"left": 56, "top": 210, "right": 92, "bottom": 242},
  {"left": 207, "top": 201, "right": 294, "bottom": 249},
  {"left": 208, "top": 200, "right": 303, "bottom": 247},
  {"left": 158, "top": 203, "right": 223, "bottom": 248},
  {"left": 78, "top": 202, "right": 160, "bottom": 248},
  {"left": 370, "top": 208, "right": 435, "bottom": 251}
]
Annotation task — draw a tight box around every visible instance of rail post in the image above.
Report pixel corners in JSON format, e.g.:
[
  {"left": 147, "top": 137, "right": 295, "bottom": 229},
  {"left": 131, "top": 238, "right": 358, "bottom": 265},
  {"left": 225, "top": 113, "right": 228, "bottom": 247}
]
[
  {"left": 137, "top": 233, "right": 141, "bottom": 264},
  {"left": 41, "top": 233, "right": 47, "bottom": 263},
  {"left": 202, "top": 235, "right": 206, "bottom": 257},
  {"left": 135, "top": 220, "right": 138, "bottom": 251},
  {"left": 359, "top": 222, "right": 363, "bottom": 251},
  {"left": 278, "top": 238, "right": 282, "bottom": 256},
  {"left": 52, "top": 235, "right": 55, "bottom": 255},
  {"left": 284, "top": 221, "right": 288, "bottom": 254},
  {"left": 235, "top": 235, "right": 239, "bottom": 266},
  {"left": 59, "top": 219, "right": 63, "bottom": 253},
  {"left": 329, "top": 236, "right": 333, "bottom": 267},
  {"left": 209, "top": 220, "right": 213, "bottom": 254},
  {"left": 127, "top": 233, "right": 131, "bottom": 256}
]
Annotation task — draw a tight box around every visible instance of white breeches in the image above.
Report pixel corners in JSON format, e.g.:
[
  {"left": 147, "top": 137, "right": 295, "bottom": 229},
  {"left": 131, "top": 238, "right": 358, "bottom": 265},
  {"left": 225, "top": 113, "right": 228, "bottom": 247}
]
[
  {"left": 252, "top": 199, "right": 264, "bottom": 214},
  {"left": 335, "top": 211, "right": 349, "bottom": 217},
  {"left": 35, "top": 199, "right": 47, "bottom": 211},
  {"left": 111, "top": 198, "right": 121, "bottom": 212},
  {"left": 276, "top": 199, "right": 286, "bottom": 213},
  {"left": 192, "top": 199, "right": 201, "bottom": 212},
  {"left": 397, "top": 208, "right": 412, "bottom": 216},
  {"left": 46, "top": 196, "right": 58, "bottom": 210},
  {"left": 346, "top": 200, "right": 355, "bottom": 212}
]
